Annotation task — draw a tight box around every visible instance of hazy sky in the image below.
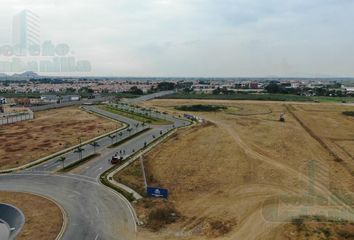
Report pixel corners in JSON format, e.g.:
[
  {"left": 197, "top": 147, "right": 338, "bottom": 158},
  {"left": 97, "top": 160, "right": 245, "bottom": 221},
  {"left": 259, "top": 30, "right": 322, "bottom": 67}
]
[{"left": 1, "top": 0, "right": 354, "bottom": 77}]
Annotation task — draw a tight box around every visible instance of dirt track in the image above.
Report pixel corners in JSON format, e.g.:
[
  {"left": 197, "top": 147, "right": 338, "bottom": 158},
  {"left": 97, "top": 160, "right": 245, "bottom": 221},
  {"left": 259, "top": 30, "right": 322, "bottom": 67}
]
[{"left": 128, "top": 100, "right": 354, "bottom": 239}]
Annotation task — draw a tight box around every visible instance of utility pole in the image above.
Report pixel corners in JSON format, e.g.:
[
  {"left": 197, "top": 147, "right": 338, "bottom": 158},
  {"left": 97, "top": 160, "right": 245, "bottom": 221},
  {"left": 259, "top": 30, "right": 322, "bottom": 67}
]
[
  {"left": 115, "top": 123, "right": 119, "bottom": 143},
  {"left": 77, "top": 137, "right": 83, "bottom": 161},
  {"left": 140, "top": 156, "right": 148, "bottom": 191}
]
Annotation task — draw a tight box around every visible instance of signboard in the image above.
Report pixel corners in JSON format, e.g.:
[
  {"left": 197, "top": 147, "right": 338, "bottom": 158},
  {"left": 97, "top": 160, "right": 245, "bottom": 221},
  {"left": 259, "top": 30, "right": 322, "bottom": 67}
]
[{"left": 147, "top": 187, "right": 168, "bottom": 199}]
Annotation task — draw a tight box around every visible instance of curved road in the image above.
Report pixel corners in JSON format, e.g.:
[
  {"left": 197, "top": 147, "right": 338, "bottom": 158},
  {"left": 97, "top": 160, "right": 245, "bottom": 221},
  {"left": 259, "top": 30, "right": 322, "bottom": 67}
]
[{"left": 0, "top": 91, "right": 190, "bottom": 240}]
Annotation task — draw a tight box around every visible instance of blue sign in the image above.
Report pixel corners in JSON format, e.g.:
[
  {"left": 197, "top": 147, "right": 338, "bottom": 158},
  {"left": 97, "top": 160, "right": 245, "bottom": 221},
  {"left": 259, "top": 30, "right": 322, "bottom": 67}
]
[{"left": 147, "top": 187, "right": 168, "bottom": 199}]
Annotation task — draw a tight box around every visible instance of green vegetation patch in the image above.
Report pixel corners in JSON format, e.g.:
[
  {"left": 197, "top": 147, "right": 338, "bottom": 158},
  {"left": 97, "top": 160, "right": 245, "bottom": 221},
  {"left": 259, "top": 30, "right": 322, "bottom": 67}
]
[
  {"left": 175, "top": 104, "right": 227, "bottom": 112},
  {"left": 161, "top": 92, "right": 354, "bottom": 103},
  {"left": 343, "top": 111, "right": 354, "bottom": 117}
]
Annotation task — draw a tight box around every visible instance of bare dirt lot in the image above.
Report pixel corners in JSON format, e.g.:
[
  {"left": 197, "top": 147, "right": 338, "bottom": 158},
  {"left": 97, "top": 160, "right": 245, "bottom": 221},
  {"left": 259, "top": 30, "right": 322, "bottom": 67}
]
[
  {"left": 116, "top": 100, "right": 354, "bottom": 240},
  {"left": 0, "top": 107, "right": 118, "bottom": 170},
  {"left": 0, "top": 191, "right": 63, "bottom": 240}
]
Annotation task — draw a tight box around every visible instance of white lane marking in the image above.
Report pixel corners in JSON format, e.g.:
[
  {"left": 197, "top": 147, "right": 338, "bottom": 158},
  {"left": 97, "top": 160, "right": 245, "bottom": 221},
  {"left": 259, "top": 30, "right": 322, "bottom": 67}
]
[
  {"left": 69, "top": 190, "right": 82, "bottom": 196},
  {"left": 94, "top": 234, "right": 99, "bottom": 240},
  {"left": 95, "top": 206, "right": 100, "bottom": 216}
]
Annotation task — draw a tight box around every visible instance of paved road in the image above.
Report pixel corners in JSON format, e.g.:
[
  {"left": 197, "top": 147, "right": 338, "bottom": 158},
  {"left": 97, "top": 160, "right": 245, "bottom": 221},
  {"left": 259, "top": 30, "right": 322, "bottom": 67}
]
[
  {"left": 0, "top": 173, "right": 136, "bottom": 240},
  {"left": 0, "top": 93, "right": 190, "bottom": 240},
  {"left": 124, "top": 91, "right": 174, "bottom": 103}
]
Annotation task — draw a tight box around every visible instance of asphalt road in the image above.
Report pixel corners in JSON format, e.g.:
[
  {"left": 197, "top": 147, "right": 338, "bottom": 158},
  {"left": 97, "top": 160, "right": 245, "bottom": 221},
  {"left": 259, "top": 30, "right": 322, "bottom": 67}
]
[
  {"left": 0, "top": 91, "right": 190, "bottom": 240},
  {"left": 123, "top": 90, "right": 174, "bottom": 103},
  {"left": 0, "top": 173, "right": 136, "bottom": 240}
]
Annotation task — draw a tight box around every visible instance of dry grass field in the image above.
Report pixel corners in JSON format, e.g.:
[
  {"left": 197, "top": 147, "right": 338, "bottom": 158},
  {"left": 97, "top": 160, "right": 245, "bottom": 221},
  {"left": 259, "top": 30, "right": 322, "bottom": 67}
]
[
  {"left": 0, "top": 192, "right": 63, "bottom": 240},
  {"left": 0, "top": 107, "right": 118, "bottom": 170},
  {"left": 116, "top": 100, "right": 354, "bottom": 240}
]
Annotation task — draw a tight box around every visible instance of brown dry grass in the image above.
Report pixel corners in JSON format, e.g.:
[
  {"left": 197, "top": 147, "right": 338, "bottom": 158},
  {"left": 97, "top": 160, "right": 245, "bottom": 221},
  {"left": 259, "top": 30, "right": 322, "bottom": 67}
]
[
  {"left": 0, "top": 191, "right": 62, "bottom": 240},
  {"left": 0, "top": 107, "right": 118, "bottom": 170},
  {"left": 273, "top": 216, "right": 354, "bottom": 240},
  {"left": 117, "top": 99, "right": 354, "bottom": 240}
]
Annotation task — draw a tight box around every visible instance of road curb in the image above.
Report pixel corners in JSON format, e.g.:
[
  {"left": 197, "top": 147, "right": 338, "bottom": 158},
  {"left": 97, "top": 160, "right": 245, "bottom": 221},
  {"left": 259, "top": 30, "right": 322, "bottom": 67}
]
[
  {"left": 108, "top": 120, "right": 195, "bottom": 183},
  {"left": 103, "top": 121, "right": 195, "bottom": 226},
  {"left": 16, "top": 191, "right": 68, "bottom": 240},
  {"left": 100, "top": 129, "right": 179, "bottom": 227}
]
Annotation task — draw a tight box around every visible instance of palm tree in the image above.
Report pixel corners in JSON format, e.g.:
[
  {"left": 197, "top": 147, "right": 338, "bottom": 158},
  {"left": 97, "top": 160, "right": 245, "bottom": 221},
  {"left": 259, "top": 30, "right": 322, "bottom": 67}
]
[
  {"left": 109, "top": 135, "right": 115, "bottom": 144},
  {"left": 127, "top": 128, "right": 132, "bottom": 136},
  {"left": 90, "top": 141, "right": 99, "bottom": 154},
  {"left": 75, "top": 147, "right": 85, "bottom": 161}
]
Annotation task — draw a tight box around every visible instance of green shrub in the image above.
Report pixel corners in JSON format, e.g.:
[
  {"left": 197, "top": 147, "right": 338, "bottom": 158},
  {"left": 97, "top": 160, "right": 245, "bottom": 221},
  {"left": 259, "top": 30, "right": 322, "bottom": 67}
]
[
  {"left": 175, "top": 104, "right": 227, "bottom": 112},
  {"left": 343, "top": 111, "right": 354, "bottom": 117}
]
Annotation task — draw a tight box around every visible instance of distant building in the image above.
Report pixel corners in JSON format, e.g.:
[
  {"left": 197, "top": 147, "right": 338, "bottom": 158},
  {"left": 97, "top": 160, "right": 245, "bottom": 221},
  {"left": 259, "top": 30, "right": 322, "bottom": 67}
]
[
  {"left": 40, "top": 95, "right": 60, "bottom": 103},
  {"left": 344, "top": 87, "right": 354, "bottom": 94},
  {"left": 61, "top": 95, "right": 81, "bottom": 102},
  {"left": 12, "top": 10, "right": 40, "bottom": 50},
  {"left": 15, "top": 98, "right": 31, "bottom": 106},
  {"left": 191, "top": 84, "right": 216, "bottom": 93},
  {"left": 0, "top": 97, "right": 6, "bottom": 104}
]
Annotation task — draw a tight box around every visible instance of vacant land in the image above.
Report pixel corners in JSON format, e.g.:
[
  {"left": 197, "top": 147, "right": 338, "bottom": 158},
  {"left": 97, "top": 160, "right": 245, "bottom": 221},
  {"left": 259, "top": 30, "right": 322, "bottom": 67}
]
[
  {"left": 0, "top": 192, "right": 63, "bottom": 240},
  {"left": 116, "top": 99, "right": 354, "bottom": 240},
  {"left": 0, "top": 107, "right": 118, "bottom": 170},
  {"left": 272, "top": 216, "right": 354, "bottom": 240}
]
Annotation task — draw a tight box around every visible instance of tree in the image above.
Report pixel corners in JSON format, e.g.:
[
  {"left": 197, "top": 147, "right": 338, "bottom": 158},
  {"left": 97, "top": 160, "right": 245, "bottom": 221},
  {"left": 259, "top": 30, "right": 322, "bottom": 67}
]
[
  {"left": 265, "top": 83, "right": 282, "bottom": 93},
  {"left": 127, "top": 86, "right": 144, "bottom": 95},
  {"left": 75, "top": 147, "right": 85, "bottom": 161},
  {"left": 57, "top": 156, "right": 66, "bottom": 169},
  {"left": 78, "top": 87, "right": 94, "bottom": 98},
  {"left": 336, "top": 90, "right": 344, "bottom": 97},
  {"left": 314, "top": 87, "right": 327, "bottom": 96},
  {"left": 127, "top": 128, "right": 132, "bottom": 135},
  {"left": 157, "top": 82, "right": 176, "bottom": 91},
  {"left": 90, "top": 141, "right": 100, "bottom": 154},
  {"left": 109, "top": 135, "right": 115, "bottom": 144},
  {"left": 212, "top": 87, "right": 221, "bottom": 95}
]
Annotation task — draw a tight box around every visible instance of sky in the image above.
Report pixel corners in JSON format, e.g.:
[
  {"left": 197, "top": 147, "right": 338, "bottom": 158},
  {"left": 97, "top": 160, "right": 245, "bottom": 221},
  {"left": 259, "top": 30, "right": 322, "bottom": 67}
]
[{"left": 0, "top": 0, "right": 354, "bottom": 77}]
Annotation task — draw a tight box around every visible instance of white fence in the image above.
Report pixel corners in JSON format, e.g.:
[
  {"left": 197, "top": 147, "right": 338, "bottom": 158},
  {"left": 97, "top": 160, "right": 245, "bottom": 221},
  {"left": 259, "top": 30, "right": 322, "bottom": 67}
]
[{"left": 0, "top": 110, "right": 34, "bottom": 126}]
